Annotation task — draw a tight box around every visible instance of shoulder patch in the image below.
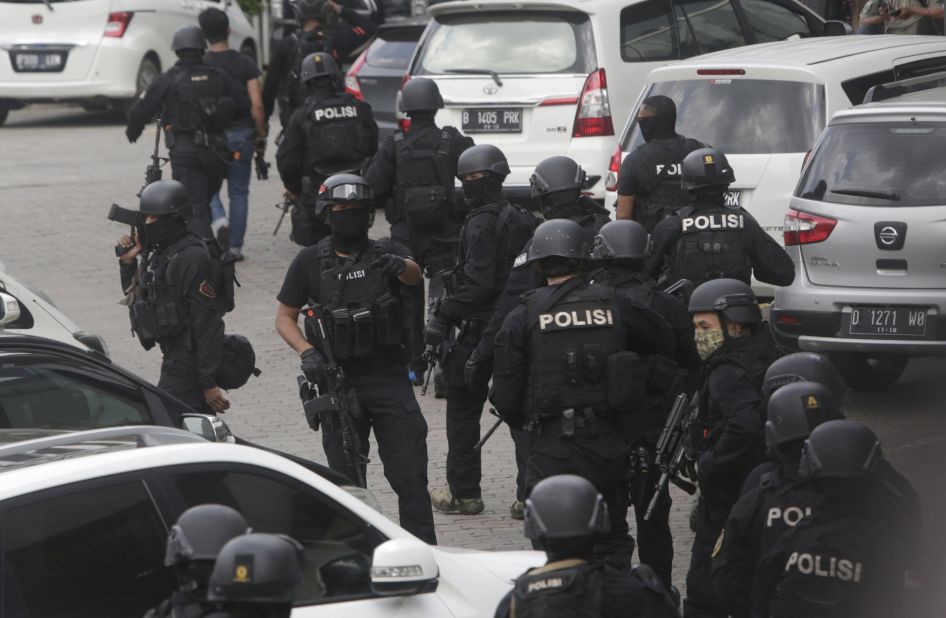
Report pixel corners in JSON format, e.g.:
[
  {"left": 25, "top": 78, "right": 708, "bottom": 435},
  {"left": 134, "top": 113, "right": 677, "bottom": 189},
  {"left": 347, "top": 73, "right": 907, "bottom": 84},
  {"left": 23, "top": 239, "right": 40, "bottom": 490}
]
[
  {"left": 198, "top": 281, "right": 217, "bottom": 299},
  {"left": 513, "top": 252, "right": 528, "bottom": 268}
]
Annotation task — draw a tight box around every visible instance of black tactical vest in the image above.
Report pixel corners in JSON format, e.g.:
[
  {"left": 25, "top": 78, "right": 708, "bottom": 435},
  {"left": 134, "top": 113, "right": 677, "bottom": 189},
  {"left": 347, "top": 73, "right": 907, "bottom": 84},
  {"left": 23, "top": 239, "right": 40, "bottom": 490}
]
[
  {"left": 287, "top": 31, "right": 327, "bottom": 113},
  {"left": 670, "top": 204, "right": 751, "bottom": 287},
  {"left": 302, "top": 93, "right": 373, "bottom": 174},
  {"left": 312, "top": 238, "right": 403, "bottom": 360},
  {"left": 393, "top": 127, "right": 457, "bottom": 230},
  {"left": 756, "top": 477, "right": 821, "bottom": 559},
  {"left": 165, "top": 64, "right": 233, "bottom": 134},
  {"left": 524, "top": 282, "right": 628, "bottom": 421},
  {"left": 635, "top": 138, "right": 703, "bottom": 233},
  {"left": 511, "top": 560, "right": 604, "bottom": 618}
]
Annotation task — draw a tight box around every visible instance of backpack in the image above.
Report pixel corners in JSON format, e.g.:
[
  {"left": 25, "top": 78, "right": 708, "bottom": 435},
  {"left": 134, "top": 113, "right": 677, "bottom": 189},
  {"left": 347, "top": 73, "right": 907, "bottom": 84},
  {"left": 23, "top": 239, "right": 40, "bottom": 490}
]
[
  {"left": 393, "top": 128, "right": 459, "bottom": 230},
  {"left": 497, "top": 202, "right": 539, "bottom": 268},
  {"left": 166, "top": 64, "right": 234, "bottom": 133}
]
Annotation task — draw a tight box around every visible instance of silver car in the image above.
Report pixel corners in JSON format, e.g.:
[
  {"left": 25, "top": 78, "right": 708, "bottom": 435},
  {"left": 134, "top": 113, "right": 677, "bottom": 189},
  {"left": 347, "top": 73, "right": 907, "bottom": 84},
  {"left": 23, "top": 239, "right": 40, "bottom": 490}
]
[{"left": 771, "top": 80, "right": 946, "bottom": 389}]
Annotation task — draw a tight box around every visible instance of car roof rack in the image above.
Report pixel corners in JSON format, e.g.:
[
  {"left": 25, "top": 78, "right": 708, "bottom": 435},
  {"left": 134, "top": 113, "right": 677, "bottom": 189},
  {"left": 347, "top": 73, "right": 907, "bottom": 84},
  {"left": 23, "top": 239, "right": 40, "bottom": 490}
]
[{"left": 863, "top": 70, "right": 946, "bottom": 104}]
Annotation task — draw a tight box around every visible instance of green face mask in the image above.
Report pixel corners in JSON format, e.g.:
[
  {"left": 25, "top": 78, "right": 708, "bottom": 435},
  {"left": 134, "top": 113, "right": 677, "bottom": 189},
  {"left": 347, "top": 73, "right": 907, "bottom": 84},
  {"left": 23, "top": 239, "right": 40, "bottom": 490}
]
[{"left": 694, "top": 329, "right": 725, "bottom": 361}]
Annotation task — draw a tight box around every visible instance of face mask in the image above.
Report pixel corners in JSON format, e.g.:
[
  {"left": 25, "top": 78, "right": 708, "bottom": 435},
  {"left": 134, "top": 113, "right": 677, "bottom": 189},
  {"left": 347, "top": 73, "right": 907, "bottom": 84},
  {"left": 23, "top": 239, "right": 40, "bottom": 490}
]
[
  {"left": 462, "top": 175, "right": 502, "bottom": 208},
  {"left": 639, "top": 116, "right": 659, "bottom": 142},
  {"left": 638, "top": 113, "right": 676, "bottom": 142},
  {"left": 329, "top": 207, "right": 370, "bottom": 248},
  {"left": 694, "top": 328, "right": 725, "bottom": 361},
  {"left": 144, "top": 217, "right": 181, "bottom": 249}
]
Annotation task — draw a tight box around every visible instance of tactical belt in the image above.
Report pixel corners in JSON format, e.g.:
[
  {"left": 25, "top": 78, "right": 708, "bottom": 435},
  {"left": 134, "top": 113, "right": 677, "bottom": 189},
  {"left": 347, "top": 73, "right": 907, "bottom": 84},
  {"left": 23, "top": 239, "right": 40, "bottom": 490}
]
[{"left": 532, "top": 407, "right": 613, "bottom": 439}]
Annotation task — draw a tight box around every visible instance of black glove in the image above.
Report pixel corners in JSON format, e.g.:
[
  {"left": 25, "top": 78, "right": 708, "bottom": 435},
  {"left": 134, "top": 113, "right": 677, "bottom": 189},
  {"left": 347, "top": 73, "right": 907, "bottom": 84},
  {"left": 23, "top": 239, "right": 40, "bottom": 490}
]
[
  {"left": 424, "top": 314, "right": 450, "bottom": 347},
  {"left": 125, "top": 125, "right": 141, "bottom": 144},
  {"left": 464, "top": 347, "right": 492, "bottom": 393},
  {"left": 300, "top": 348, "right": 328, "bottom": 386},
  {"left": 371, "top": 253, "right": 407, "bottom": 279}
]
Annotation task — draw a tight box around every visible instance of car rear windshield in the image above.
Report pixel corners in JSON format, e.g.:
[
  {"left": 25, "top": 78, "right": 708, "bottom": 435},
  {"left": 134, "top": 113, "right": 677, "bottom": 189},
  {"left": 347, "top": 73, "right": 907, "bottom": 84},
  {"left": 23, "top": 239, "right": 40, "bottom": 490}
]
[
  {"left": 416, "top": 11, "right": 595, "bottom": 75},
  {"left": 366, "top": 30, "right": 419, "bottom": 70},
  {"left": 796, "top": 122, "right": 946, "bottom": 207},
  {"left": 625, "top": 79, "right": 824, "bottom": 154}
]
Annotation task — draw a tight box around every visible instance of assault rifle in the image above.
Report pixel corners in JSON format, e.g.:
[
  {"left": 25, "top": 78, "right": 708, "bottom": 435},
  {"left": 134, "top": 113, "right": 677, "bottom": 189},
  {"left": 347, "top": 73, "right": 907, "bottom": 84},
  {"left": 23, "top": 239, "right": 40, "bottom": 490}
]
[
  {"left": 108, "top": 203, "right": 143, "bottom": 257},
  {"left": 644, "top": 392, "right": 698, "bottom": 522},
  {"left": 298, "top": 306, "right": 368, "bottom": 488},
  {"left": 474, "top": 408, "right": 504, "bottom": 452},
  {"left": 139, "top": 119, "right": 168, "bottom": 197},
  {"left": 273, "top": 198, "right": 294, "bottom": 236},
  {"left": 420, "top": 297, "right": 444, "bottom": 396}
]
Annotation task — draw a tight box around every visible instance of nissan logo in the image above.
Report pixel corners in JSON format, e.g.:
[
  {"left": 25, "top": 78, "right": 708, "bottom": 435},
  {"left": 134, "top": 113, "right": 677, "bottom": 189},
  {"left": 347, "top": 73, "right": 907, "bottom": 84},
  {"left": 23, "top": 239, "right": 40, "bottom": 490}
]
[
  {"left": 483, "top": 84, "right": 499, "bottom": 95},
  {"left": 879, "top": 226, "right": 899, "bottom": 246}
]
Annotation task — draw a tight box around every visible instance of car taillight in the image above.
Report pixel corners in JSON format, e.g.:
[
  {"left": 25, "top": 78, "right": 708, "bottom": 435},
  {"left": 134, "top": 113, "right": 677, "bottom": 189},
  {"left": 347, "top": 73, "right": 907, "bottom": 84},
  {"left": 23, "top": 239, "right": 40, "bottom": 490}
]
[
  {"left": 104, "top": 12, "right": 133, "bottom": 38},
  {"left": 572, "top": 68, "right": 613, "bottom": 138},
  {"left": 605, "top": 145, "right": 622, "bottom": 192},
  {"left": 783, "top": 209, "right": 837, "bottom": 246},
  {"left": 344, "top": 50, "right": 368, "bottom": 102},
  {"left": 696, "top": 68, "right": 746, "bottom": 75},
  {"left": 397, "top": 73, "right": 411, "bottom": 133}
]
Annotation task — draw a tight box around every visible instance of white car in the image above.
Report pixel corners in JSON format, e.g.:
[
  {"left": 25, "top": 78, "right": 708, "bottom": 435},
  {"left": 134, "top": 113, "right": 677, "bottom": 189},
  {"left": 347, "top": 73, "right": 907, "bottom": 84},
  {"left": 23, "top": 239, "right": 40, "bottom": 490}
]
[
  {"left": 0, "top": 427, "right": 543, "bottom": 617},
  {"left": 0, "top": 259, "right": 108, "bottom": 355},
  {"left": 0, "top": 0, "right": 259, "bottom": 125}
]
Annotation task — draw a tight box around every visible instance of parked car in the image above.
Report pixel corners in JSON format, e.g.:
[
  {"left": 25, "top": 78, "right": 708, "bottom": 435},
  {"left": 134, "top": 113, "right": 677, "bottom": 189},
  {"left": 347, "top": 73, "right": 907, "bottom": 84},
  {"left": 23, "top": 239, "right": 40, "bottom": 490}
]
[
  {"left": 0, "top": 427, "right": 543, "bottom": 617},
  {"left": 404, "top": 0, "right": 848, "bottom": 203},
  {"left": 771, "top": 76, "right": 946, "bottom": 389},
  {"left": 607, "top": 35, "right": 946, "bottom": 296},
  {"left": 0, "top": 0, "right": 259, "bottom": 125}
]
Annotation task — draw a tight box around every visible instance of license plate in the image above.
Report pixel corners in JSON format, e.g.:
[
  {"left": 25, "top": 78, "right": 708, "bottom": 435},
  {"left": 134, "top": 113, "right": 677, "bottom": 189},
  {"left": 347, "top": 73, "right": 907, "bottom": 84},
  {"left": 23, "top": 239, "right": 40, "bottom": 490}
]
[
  {"left": 13, "top": 52, "right": 64, "bottom": 72},
  {"left": 723, "top": 190, "right": 742, "bottom": 208},
  {"left": 848, "top": 307, "right": 928, "bottom": 337},
  {"left": 462, "top": 108, "right": 522, "bottom": 134}
]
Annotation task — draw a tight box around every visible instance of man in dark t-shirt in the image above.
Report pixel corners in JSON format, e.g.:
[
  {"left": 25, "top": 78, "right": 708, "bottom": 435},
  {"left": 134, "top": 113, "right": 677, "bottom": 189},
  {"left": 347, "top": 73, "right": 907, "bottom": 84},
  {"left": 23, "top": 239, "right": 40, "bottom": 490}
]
[{"left": 200, "top": 8, "right": 267, "bottom": 260}]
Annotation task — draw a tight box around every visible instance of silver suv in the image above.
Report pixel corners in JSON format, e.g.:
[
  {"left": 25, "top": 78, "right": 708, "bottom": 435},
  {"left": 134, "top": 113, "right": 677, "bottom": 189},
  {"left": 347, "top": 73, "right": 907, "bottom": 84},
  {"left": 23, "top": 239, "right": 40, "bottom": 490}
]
[{"left": 771, "top": 76, "right": 946, "bottom": 389}]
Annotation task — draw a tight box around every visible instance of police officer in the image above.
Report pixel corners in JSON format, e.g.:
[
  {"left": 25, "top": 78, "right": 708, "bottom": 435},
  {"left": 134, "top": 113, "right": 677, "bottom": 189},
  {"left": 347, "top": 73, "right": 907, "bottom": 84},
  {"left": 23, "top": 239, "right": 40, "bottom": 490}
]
[
  {"left": 684, "top": 278, "right": 779, "bottom": 618},
  {"left": 145, "top": 504, "right": 250, "bottom": 618},
  {"left": 647, "top": 148, "right": 794, "bottom": 289},
  {"left": 263, "top": 0, "right": 377, "bottom": 127},
  {"left": 117, "top": 180, "right": 230, "bottom": 414},
  {"left": 589, "top": 219, "right": 701, "bottom": 588},
  {"left": 616, "top": 96, "right": 706, "bottom": 231},
  {"left": 205, "top": 533, "right": 305, "bottom": 618},
  {"left": 491, "top": 219, "right": 676, "bottom": 568},
  {"left": 126, "top": 25, "right": 242, "bottom": 240},
  {"left": 711, "top": 381, "right": 844, "bottom": 618},
  {"left": 276, "top": 52, "right": 378, "bottom": 247},
  {"left": 494, "top": 475, "right": 681, "bottom": 618},
  {"left": 365, "top": 78, "right": 474, "bottom": 379},
  {"left": 752, "top": 420, "right": 926, "bottom": 618},
  {"left": 464, "top": 155, "right": 608, "bottom": 518},
  {"left": 274, "top": 174, "right": 436, "bottom": 544},
  {"left": 424, "top": 144, "right": 535, "bottom": 516}
]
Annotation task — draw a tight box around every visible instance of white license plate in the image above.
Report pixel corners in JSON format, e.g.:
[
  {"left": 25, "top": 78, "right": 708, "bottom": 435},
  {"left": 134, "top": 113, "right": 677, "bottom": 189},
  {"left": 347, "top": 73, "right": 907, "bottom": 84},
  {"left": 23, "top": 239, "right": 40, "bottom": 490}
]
[
  {"left": 723, "top": 191, "right": 742, "bottom": 208},
  {"left": 15, "top": 52, "right": 64, "bottom": 72},
  {"left": 462, "top": 108, "right": 522, "bottom": 133},
  {"left": 849, "top": 307, "right": 928, "bottom": 337}
]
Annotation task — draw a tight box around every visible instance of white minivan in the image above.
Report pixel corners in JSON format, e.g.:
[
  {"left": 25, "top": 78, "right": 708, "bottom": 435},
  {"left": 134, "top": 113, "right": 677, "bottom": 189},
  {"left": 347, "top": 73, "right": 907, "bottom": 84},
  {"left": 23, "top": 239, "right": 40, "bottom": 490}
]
[{"left": 406, "top": 0, "right": 846, "bottom": 202}]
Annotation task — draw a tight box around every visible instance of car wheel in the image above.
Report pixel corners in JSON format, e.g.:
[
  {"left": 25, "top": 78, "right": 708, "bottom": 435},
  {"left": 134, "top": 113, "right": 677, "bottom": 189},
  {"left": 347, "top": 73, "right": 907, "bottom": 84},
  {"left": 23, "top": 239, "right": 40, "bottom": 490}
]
[
  {"left": 121, "top": 56, "right": 160, "bottom": 118},
  {"left": 0, "top": 99, "right": 10, "bottom": 127},
  {"left": 827, "top": 352, "right": 909, "bottom": 390}
]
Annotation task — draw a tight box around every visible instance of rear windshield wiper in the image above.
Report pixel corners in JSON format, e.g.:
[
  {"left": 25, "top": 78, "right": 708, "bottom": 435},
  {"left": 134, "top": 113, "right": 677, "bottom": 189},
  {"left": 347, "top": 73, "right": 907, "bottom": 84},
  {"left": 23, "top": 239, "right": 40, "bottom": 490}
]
[
  {"left": 445, "top": 68, "right": 503, "bottom": 88},
  {"left": 830, "top": 188, "right": 901, "bottom": 201},
  {"left": 42, "top": 0, "right": 55, "bottom": 12}
]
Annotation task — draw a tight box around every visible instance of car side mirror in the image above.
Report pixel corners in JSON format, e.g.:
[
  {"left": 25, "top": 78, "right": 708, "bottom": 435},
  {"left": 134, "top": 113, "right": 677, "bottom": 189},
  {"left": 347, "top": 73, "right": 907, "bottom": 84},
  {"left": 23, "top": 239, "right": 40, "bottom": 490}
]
[
  {"left": 823, "top": 20, "right": 853, "bottom": 37},
  {"left": 319, "top": 552, "right": 372, "bottom": 596},
  {"left": 180, "top": 413, "right": 235, "bottom": 443},
  {"left": 370, "top": 538, "right": 439, "bottom": 596},
  {"left": 0, "top": 292, "right": 21, "bottom": 328}
]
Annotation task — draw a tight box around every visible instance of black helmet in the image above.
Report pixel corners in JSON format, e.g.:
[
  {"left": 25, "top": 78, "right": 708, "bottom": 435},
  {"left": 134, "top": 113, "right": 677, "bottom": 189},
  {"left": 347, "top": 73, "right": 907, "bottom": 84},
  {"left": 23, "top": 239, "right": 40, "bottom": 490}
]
[
  {"left": 799, "top": 420, "right": 883, "bottom": 480},
  {"left": 456, "top": 144, "right": 510, "bottom": 179},
  {"left": 765, "top": 381, "right": 844, "bottom": 450},
  {"left": 295, "top": 0, "right": 327, "bottom": 21},
  {"left": 400, "top": 78, "right": 444, "bottom": 113},
  {"left": 529, "top": 156, "right": 587, "bottom": 198},
  {"left": 688, "top": 278, "right": 761, "bottom": 325},
  {"left": 172, "top": 25, "right": 206, "bottom": 53},
  {"left": 139, "top": 180, "right": 193, "bottom": 219},
  {"left": 526, "top": 219, "right": 587, "bottom": 263},
  {"left": 207, "top": 533, "right": 305, "bottom": 604},
  {"left": 316, "top": 173, "right": 374, "bottom": 219},
  {"left": 590, "top": 220, "right": 650, "bottom": 261},
  {"left": 216, "top": 334, "right": 261, "bottom": 390},
  {"left": 300, "top": 52, "right": 339, "bottom": 84},
  {"left": 681, "top": 148, "right": 735, "bottom": 191},
  {"left": 165, "top": 504, "right": 250, "bottom": 567},
  {"left": 763, "top": 352, "right": 845, "bottom": 404},
  {"left": 524, "top": 475, "right": 609, "bottom": 541}
]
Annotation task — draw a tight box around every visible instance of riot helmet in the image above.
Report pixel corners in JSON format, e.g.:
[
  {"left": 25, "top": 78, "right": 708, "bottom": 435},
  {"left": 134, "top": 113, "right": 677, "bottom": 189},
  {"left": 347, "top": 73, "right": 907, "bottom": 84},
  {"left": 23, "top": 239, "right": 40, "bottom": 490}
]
[
  {"left": 530, "top": 156, "right": 586, "bottom": 218},
  {"left": 172, "top": 25, "right": 207, "bottom": 55},
  {"left": 799, "top": 420, "right": 883, "bottom": 480},
  {"left": 527, "top": 219, "right": 587, "bottom": 263},
  {"left": 165, "top": 504, "right": 250, "bottom": 567},
  {"left": 300, "top": 52, "right": 339, "bottom": 85},
  {"left": 207, "top": 533, "right": 305, "bottom": 606},
  {"left": 216, "top": 334, "right": 261, "bottom": 390},
  {"left": 139, "top": 179, "right": 192, "bottom": 219},
  {"left": 680, "top": 148, "right": 735, "bottom": 192},
  {"left": 295, "top": 0, "right": 327, "bottom": 22},
  {"left": 456, "top": 144, "right": 510, "bottom": 179},
  {"left": 590, "top": 219, "right": 650, "bottom": 262},
  {"left": 765, "top": 381, "right": 844, "bottom": 454},
  {"left": 637, "top": 95, "right": 677, "bottom": 142},
  {"left": 688, "top": 278, "right": 761, "bottom": 325},
  {"left": 399, "top": 78, "right": 444, "bottom": 113},
  {"left": 763, "top": 352, "right": 845, "bottom": 404},
  {"left": 524, "top": 475, "right": 610, "bottom": 543}
]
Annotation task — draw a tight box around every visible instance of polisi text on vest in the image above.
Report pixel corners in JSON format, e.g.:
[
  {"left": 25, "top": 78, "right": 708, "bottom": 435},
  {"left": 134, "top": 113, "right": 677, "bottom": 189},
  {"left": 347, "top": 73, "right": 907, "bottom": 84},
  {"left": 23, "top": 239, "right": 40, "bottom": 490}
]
[
  {"left": 313, "top": 106, "right": 358, "bottom": 122},
  {"left": 682, "top": 213, "right": 745, "bottom": 232},
  {"left": 538, "top": 309, "right": 614, "bottom": 331}
]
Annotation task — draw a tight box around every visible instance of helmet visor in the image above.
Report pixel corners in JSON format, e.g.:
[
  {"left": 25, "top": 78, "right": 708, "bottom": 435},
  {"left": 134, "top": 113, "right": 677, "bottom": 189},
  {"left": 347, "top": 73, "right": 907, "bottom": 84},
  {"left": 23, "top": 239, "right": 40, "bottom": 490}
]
[{"left": 319, "top": 183, "right": 373, "bottom": 203}]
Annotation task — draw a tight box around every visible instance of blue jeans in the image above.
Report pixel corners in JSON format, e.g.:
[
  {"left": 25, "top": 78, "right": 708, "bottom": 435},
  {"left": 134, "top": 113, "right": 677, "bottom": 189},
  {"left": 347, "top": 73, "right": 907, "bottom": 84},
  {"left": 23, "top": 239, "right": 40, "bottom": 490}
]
[{"left": 210, "top": 126, "right": 255, "bottom": 248}]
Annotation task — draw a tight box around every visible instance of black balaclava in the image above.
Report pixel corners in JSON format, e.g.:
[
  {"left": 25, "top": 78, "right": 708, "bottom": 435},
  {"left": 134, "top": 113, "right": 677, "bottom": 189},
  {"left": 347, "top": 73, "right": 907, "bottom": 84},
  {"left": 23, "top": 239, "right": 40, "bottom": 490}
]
[
  {"left": 540, "top": 189, "right": 582, "bottom": 220},
  {"left": 329, "top": 205, "right": 371, "bottom": 251},
  {"left": 144, "top": 215, "right": 186, "bottom": 250},
  {"left": 307, "top": 75, "right": 339, "bottom": 98},
  {"left": 462, "top": 172, "right": 504, "bottom": 209},
  {"left": 639, "top": 95, "right": 677, "bottom": 142},
  {"left": 407, "top": 110, "right": 437, "bottom": 127},
  {"left": 536, "top": 256, "right": 582, "bottom": 279}
]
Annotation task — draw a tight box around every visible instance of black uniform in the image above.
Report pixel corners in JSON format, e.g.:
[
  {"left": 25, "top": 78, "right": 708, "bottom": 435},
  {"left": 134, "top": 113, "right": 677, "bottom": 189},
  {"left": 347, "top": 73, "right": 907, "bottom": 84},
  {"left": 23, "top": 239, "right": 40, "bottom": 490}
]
[
  {"left": 592, "top": 266, "right": 700, "bottom": 587},
  {"left": 684, "top": 330, "right": 779, "bottom": 618},
  {"left": 126, "top": 57, "right": 243, "bottom": 239},
  {"left": 617, "top": 135, "right": 706, "bottom": 232},
  {"left": 365, "top": 118, "right": 473, "bottom": 365},
  {"left": 495, "top": 560, "right": 681, "bottom": 618},
  {"left": 144, "top": 590, "right": 207, "bottom": 618},
  {"left": 491, "top": 278, "right": 676, "bottom": 566},
  {"left": 120, "top": 231, "right": 226, "bottom": 413},
  {"left": 276, "top": 236, "right": 435, "bottom": 544},
  {"left": 647, "top": 198, "right": 795, "bottom": 289},
  {"left": 276, "top": 84, "right": 378, "bottom": 246}
]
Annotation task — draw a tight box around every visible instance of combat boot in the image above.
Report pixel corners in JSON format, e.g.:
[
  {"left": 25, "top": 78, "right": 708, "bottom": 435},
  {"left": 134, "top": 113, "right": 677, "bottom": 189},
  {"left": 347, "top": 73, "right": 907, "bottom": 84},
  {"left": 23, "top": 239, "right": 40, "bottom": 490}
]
[
  {"left": 430, "top": 486, "right": 484, "bottom": 515},
  {"left": 509, "top": 500, "right": 525, "bottom": 520}
]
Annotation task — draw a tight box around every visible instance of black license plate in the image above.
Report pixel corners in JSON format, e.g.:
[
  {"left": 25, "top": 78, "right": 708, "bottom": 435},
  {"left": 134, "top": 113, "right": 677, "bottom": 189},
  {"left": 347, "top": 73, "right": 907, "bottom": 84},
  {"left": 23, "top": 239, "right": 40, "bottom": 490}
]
[
  {"left": 723, "top": 190, "right": 742, "bottom": 208},
  {"left": 848, "top": 307, "right": 928, "bottom": 337},
  {"left": 462, "top": 108, "right": 522, "bottom": 133},
  {"left": 13, "top": 51, "right": 65, "bottom": 72}
]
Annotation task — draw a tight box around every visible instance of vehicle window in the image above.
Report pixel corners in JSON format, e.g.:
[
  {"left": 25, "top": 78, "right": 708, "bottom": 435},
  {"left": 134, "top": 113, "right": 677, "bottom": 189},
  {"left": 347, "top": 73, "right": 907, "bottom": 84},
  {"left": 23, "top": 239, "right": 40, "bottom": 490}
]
[
  {"left": 366, "top": 36, "right": 416, "bottom": 70},
  {"left": 740, "top": 0, "right": 811, "bottom": 42},
  {"left": 620, "top": 0, "right": 747, "bottom": 62},
  {"left": 626, "top": 79, "right": 825, "bottom": 154},
  {"left": 417, "top": 11, "right": 595, "bottom": 75},
  {"left": 169, "top": 467, "right": 378, "bottom": 604},
  {"left": 0, "top": 357, "right": 152, "bottom": 430},
  {"left": 0, "top": 480, "right": 173, "bottom": 617},
  {"left": 620, "top": 0, "right": 676, "bottom": 62},
  {"left": 675, "top": 0, "right": 747, "bottom": 56},
  {"left": 797, "top": 123, "right": 946, "bottom": 207}
]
